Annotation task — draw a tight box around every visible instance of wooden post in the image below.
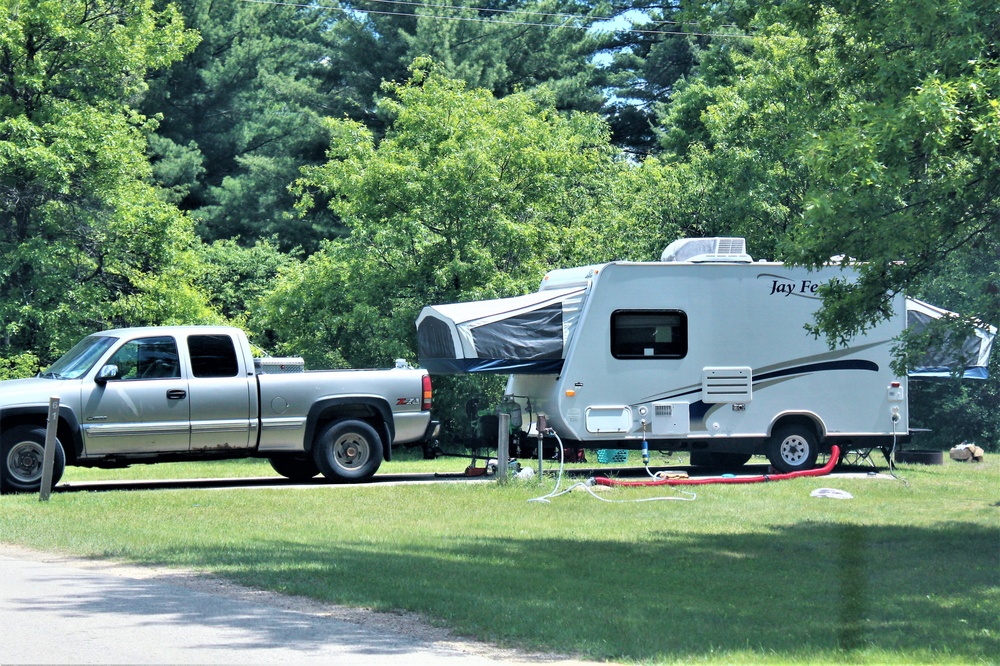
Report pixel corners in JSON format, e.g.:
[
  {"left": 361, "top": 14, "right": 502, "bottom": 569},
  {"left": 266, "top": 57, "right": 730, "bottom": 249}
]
[{"left": 39, "top": 396, "right": 59, "bottom": 502}]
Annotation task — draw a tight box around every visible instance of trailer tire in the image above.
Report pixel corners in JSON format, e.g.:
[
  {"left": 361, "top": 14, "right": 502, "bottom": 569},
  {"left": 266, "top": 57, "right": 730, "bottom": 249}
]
[
  {"left": 268, "top": 455, "right": 320, "bottom": 481},
  {"left": 766, "top": 425, "right": 819, "bottom": 473},
  {"left": 1, "top": 425, "right": 65, "bottom": 494},
  {"left": 312, "top": 420, "right": 383, "bottom": 482}
]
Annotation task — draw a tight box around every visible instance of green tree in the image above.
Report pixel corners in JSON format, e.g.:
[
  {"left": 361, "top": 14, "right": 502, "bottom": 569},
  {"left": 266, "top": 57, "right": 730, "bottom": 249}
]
[
  {"left": 0, "top": 0, "right": 212, "bottom": 368},
  {"left": 660, "top": 1, "right": 997, "bottom": 337},
  {"left": 143, "top": 0, "right": 354, "bottom": 252},
  {"left": 258, "top": 62, "right": 673, "bottom": 432},
  {"left": 275, "top": 62, "right": 623, "bottom": 363},
  {"left": 194, "top": 237, "right": 297, "bottom": 327},
  {"left": 655, "top": 0, "right": 998, "bottom": 446},
  {"left": 143, "top": 0, "right": 632, "bottom": 253},
  {"left": 399, "top": 0, "right": 610, "bottom": 111}
]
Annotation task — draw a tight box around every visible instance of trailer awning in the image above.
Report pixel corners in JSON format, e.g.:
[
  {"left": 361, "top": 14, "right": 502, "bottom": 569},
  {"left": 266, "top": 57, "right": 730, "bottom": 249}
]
[
  {"left": 416, "top": 287, "right": 587, "bottom": 374},
  {"left": 906, "top": 298, "right": 995, "bottom": 379}
]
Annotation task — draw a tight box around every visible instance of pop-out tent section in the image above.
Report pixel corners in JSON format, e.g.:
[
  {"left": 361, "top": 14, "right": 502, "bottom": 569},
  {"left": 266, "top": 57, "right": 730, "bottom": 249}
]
[
  {"left": 906, "top": 298, "right": 996, "bottom": 379},
  {"left": 416, "top": 286, "right": 587, "bottom": 375},
  {"left": 417, "top": 288, "right": 995, "bottom": 379}
]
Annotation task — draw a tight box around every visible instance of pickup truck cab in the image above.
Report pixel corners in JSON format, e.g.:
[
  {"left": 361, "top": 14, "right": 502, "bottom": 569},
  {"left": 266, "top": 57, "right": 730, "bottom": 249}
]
[{"left": 0, "top": 326, "right": 437, "bottom": 492}]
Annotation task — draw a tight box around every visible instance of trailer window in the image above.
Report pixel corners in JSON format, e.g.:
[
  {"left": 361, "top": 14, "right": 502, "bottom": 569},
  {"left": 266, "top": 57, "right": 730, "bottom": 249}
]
[
  {"left": 188, "top": 335, "right": 240, "bottom": 378},
  {"left": 611, "top": 310, "right": 687, "bottom": 359}
]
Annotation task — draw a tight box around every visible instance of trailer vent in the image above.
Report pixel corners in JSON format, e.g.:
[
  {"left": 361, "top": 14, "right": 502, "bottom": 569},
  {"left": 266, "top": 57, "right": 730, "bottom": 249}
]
[
  {"left": 702, "top": 367, "right": 752, "bottom": 403},
  {"left": 650, "top": 402, "right": 690, "bottom": 435}
]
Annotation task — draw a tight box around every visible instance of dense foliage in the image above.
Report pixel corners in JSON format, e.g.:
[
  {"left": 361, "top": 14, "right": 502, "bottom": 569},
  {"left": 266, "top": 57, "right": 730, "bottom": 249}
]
[
  {"left": 0, "top": 0, "right": 212, "bottom": 364},
  {"left": 1, "top": 0, "right": 996, "bottom": 447}
]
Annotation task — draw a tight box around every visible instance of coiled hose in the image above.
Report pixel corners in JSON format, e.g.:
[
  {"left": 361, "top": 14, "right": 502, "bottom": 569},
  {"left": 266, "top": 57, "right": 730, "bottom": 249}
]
[{"left": 593, "top": 445, "right": 841, "bottom": 488}]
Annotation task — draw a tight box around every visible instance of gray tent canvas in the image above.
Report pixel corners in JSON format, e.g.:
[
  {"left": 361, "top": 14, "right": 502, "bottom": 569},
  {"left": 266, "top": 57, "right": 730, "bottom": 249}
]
[
  {"left": 417, "top": 286, "right": 587, "bottom": 374},
  {"left": 906, "top": 298, "right": 996, "bottom": 379}
]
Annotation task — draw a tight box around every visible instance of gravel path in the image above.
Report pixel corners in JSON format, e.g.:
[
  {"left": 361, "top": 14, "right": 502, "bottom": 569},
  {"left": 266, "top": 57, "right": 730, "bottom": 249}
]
[{"left": 1, "top": 544, "right": 607, "bottom": 665}]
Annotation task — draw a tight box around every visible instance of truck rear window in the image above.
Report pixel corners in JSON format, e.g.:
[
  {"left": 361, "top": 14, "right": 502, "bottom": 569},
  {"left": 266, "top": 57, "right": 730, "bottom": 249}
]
[{"left": 188, "top": 335, "right": 240, "bottom": 377}]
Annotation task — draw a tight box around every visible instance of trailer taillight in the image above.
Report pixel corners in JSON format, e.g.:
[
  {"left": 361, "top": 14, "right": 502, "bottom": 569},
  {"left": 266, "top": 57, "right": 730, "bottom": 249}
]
[{"left": 422, "top": 375, "right": 432, "bottom": 411}]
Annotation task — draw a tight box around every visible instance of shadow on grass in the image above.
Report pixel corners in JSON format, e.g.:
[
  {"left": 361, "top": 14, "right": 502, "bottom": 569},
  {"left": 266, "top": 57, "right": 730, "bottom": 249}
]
[{"left": 151, "top": 521, "right": 999, "bottom": 662}]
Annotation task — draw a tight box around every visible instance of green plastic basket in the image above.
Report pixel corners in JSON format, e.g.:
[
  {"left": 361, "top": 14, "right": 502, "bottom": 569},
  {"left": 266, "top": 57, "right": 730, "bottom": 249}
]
[{"left": 596, "top": 449, "right": 629, "bottom": 464}]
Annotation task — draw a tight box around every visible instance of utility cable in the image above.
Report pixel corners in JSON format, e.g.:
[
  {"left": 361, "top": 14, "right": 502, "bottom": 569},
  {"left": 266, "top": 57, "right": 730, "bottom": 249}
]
[
  {"left": 528, "top": 429, "right": 696, "bottom": 504},
  {"left": 237, "top": 0, "right": 755, "bottom": 39}
]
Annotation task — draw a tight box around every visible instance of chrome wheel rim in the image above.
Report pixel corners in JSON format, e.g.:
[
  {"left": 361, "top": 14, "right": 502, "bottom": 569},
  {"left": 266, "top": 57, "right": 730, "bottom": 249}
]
[
  {"left": 333, "top": 433, "right": 370, "bottom": 470},
  {"left": 7, "top": 440, "right": 44, "bottom": 483},
  {"left": 779, "top": 436, "right": 809, "bottom": 466}
]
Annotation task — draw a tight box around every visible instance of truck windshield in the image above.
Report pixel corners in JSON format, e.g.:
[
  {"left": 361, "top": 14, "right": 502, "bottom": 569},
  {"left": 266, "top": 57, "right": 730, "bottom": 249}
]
[{"left": 41, "top": 335, "right": 118, "bottom": 379}]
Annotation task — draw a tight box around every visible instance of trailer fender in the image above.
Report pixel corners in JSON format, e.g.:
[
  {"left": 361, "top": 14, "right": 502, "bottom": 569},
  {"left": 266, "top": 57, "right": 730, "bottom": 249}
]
[{"left": 767, "top": 412, "right": 826, "bottom": 441}]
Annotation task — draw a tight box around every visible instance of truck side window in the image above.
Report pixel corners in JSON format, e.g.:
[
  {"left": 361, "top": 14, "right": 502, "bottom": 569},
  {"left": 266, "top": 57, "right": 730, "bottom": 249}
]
[
  {"left": 108, "top": 337, "right": 181, "bottom": 380},
  {"left": 188, "top": 335, "right": 241, "bottom": 378},
  {"left": 611, "top": 310, "right": 687, "bottom": 359}
]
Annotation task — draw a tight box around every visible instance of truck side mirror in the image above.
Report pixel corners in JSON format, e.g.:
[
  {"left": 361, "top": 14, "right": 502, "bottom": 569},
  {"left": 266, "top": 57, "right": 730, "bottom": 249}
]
[{"left": 96, "top": 364, "right": 120, "bottom": 384}]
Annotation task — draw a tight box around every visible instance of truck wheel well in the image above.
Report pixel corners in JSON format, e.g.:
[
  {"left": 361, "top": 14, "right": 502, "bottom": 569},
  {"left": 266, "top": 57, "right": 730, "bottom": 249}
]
[
  {"left": 1, "top": 415, "right": 79, "bottom": 465},
  {"left": 311, "top": 406, "right": 390, "bottom": 457}
]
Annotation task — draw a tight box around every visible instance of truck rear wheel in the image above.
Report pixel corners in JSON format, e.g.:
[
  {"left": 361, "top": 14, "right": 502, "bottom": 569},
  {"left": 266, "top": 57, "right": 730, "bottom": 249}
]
[
  {"left": 766, "top": 424, "right": 819, "bottom": 473},
  {"left": 268, "top": 455, "right": 320, "bottom": 481},
  {"left": 312, "top": 420, "right": 383, "bottom": 482},
  {"left": 1, "top": 425, "right": 65, "bottom": 494}
]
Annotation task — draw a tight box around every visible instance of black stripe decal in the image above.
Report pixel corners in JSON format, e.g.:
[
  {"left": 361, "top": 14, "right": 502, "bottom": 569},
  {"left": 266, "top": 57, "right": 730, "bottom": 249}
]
[
  {"left": 647, "top": 359, "right": 880, "bottom": 402},
  {"left": 754, "top": 360, "right": 879, "bottom": 382}
]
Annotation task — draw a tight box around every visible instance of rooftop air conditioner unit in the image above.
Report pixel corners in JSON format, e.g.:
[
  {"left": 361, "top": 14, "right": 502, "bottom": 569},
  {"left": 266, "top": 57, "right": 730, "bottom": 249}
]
[{"left": 661, "top": 237, "right": 752, "bottom": 263}]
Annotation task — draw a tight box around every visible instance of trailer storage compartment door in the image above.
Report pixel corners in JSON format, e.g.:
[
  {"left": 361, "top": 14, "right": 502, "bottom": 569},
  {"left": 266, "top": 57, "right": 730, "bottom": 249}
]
[{"left": 416, "top": 287, "right": 586, "bottom": 374}]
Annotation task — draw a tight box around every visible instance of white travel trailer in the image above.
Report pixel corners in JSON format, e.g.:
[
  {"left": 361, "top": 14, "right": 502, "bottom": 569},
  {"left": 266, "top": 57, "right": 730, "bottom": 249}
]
[{"left": 416, "top": 238, "right": 994, "bottom": 472}]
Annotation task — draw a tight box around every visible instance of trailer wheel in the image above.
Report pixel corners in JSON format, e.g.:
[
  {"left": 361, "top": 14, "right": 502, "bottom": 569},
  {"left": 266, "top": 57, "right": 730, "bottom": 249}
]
[
  {"left": 1, "top": 425, "right": 65, "bottom": 494},
  {"left": 268, "top": 455, "right": 320, "bottom": 481},
  {"left": 312, "top": 420, "right": 383, "bottom": 482},
  {"left": 766, "top": 425, "right": 819, "bottom": 473}
]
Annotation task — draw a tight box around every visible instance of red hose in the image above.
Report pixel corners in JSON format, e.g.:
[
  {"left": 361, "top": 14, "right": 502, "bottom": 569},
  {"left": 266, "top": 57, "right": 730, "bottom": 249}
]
[{"left": 593, "top": 445, "right": 841, "bottom": 487}]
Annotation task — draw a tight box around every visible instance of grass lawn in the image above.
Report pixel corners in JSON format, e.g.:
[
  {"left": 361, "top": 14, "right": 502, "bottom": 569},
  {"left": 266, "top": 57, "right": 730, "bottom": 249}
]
[{"left": 2, "top": 450, "right": 998, "bottom": 664}]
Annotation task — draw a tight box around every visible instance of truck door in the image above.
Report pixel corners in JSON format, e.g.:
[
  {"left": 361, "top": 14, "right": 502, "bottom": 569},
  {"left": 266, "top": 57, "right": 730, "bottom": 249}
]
[
  {"left": 185, "top": 334, "right": 254, "bottom": 450},
  {"left": 81, "top": 335, "right": 191, "bottom": 454}
]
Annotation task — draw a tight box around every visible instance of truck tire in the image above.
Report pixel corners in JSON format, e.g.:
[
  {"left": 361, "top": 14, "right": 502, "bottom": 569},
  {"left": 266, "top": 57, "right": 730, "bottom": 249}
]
[
  {"left": 766, "top": 424, "right": 819, "bottom": 473},
  {"left": 1, "top": 425, "right": 65, "bottom": 494},
  {"left": 268, "top": 455, "right": 320, "bottom": 481},
  {"left": 312, "top": 420, "right": 383, "bottom": 482}
]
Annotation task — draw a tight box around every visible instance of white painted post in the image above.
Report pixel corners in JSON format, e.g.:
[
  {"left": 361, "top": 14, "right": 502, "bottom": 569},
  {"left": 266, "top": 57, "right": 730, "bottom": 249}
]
[
  {"left": 38, "top": 396, "right": 59, "bottom": 502},
  {"left": 497, "top": 413, "right": 510, "bottom": 483},
  {"left": 536, "top": 415, "right": 546, "bottom": 481}
]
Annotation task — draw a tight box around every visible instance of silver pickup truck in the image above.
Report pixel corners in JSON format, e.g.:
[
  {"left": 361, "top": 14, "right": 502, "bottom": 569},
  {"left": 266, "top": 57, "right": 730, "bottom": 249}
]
[{"left": 0, "top": 326, "right": 438, "bottom": 493}]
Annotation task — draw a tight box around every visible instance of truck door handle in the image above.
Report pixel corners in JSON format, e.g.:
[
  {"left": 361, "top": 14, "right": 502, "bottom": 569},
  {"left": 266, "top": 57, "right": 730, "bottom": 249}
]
[{"left": 167, "top": 389, "right": 187, "bottom": 400}]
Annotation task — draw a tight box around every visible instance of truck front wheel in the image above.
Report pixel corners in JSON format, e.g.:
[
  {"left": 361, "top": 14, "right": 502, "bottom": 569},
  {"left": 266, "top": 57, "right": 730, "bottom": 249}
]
[
  {"left": 1, "top": 425, "right": 65, "bottom": 494},
  {"left": 312, "top": 420, "right": 383, "bottom": 482},
  {"left": 766, "top": 424, "right": 819, "bottom": 473}
]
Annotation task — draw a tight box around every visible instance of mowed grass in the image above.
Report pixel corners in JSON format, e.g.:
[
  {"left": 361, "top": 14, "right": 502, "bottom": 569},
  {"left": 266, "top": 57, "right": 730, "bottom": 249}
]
[{"left": 2, "top": 452, "right": 998, "bottom": 664}]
